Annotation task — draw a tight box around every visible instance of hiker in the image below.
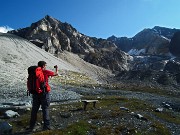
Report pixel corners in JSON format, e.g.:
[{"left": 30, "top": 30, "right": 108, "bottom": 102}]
[{"left": 28, "top": 61, "right": 58, "bottom": 131}]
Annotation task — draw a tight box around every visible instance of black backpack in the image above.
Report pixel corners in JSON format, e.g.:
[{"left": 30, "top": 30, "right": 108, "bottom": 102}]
[{"left": 27, "top": 66, "right": 46, "bottom": 96}]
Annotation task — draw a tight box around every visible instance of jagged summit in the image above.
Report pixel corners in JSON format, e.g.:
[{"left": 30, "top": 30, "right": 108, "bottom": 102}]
[
  {"left": 41, "top": 15, "right": 62, "bottom": 26},
  {"left": 44, "top": 14, "right": 55, "bottom": 20},
  {"left": 9, "top": 16, "right": 131, "bottom": 71}
]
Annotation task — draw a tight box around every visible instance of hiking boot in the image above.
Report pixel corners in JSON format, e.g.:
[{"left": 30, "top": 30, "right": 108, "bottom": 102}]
[{"left": 43, "top": 126, "right": 53, "bottom": 131}]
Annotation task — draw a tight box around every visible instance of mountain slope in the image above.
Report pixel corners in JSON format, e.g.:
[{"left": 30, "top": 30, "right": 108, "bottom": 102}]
[
  {"left": 9, "top": 15, "right": 131, "bottom": 71},
  {"left": 0, "top": 33, "right": 112, "bottom": 90},
  {"left": 108, "top": 26, "right": 180, "bottom": 56}
]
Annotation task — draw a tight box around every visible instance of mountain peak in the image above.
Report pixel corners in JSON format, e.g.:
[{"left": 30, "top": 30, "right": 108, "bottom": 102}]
[
  {"left": 42, "top": 15, "right": 60, "bottom": 24},
  {"left": 44, "top": 15, "right": 51, "bottom": 19}
]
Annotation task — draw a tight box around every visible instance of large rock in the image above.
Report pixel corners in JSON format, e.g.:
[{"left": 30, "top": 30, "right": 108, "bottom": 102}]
[{"left": 4, "top": 110, "right": 20, "bottom": 118}]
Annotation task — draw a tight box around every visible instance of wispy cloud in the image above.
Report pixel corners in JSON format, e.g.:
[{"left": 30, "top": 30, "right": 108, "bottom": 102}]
[{"left": 0, "top": 26, "right": 14, "bottom": 33}]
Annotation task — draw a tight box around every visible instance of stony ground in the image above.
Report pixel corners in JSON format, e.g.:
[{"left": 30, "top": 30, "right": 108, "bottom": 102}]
[{"left": 0, "top": 84, "right": 179, "bottom": 135}]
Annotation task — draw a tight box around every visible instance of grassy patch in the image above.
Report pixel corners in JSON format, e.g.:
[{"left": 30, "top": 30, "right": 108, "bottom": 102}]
[
  {"left": 153, "top": 111, "right": 180, "bottom": 124},
  {"left": 114, "top": 84, "right": 175, "bottom": 98},
  {"left": 63, "top": 120, "right": 90, "bottom": 135},
  {"left": 124, "top": 98, "right": 155, "bottom": 112},
  {"left": 6, "top": 95, "right": 177, "bottom": 135},
  {"left": 149, "top": 121, "right": 171, "bottom": 135},
  {"left": 33, "top": 121, "right": 91, "bottom": 135},
  {"left": 51, "top": 70, "right": 97, "bottom": 86}
]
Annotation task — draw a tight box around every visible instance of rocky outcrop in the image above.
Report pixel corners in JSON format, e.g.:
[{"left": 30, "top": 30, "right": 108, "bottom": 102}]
[
  {"left": 84, "top": 48, "right": 132, "bottom": 71},
  {"left": 164, "top": 59, "right": 180, "bottom": 73},
  {"left": 9, "top": 15, "right": 130, "bottom": 71},
  {"left": 107, "top": 36, "right": 133, "bottom": 52}
]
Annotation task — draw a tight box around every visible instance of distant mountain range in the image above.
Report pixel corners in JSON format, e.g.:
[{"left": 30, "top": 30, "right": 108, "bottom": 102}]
[
  {"left": 108, "top": 26, "right": 179, "bottom": 56},
  {"left": 2, "top": 15, "right": 180, "bottom": 90},
  {"left": 8, "top": 15, "right": 180, "bottom": 73}
]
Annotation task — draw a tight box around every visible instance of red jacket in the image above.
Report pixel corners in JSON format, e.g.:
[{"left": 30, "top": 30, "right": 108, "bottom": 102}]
[
  {"left": 43, "top": 70, "right": 55, "bottom": 92},
  {"left": 34, "top": 67, "right": 45, "bottom": 94}
]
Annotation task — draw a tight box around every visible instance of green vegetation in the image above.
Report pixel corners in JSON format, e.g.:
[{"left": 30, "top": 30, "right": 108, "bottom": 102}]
[
  {"left": 153, "top": 111, "right": 180, "bottom": 124},
  {"left": 63, "top": 121, "right": 91, "bottom": 135},
  {"left": 6, "top": 93, "right": 175, "bottom": 135},
  {"left": 0, "top": 69, "right": 176, "bottom": 135},
  {"left": 149, "top": 122, "right": 171, "bottom": 135},
  {"left": 51, "top": 70, "right": 97, "bottom": 86},
  {"left": 51, "top": 70, "right": 178, "bottom": 99}
]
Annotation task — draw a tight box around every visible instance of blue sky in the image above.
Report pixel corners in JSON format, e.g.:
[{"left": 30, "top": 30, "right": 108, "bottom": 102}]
[{"left": 0, "top": 0, "right": 180, "bottom": 38}]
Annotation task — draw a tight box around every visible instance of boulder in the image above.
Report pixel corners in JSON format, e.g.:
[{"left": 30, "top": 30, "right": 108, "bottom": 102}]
[{"left": 4, "top": 110, "right": 20, "bottom": 118}]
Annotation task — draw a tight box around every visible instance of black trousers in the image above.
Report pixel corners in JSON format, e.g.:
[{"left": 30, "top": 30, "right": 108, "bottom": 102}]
[{"left": 30, "top": 92, "right": 50, "bottom": 129}]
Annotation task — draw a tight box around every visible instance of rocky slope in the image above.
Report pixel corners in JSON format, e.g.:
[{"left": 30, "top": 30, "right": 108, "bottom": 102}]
[
  {"left": 9, "top": 15, "right": 131, "bottom": 71},
  {"left": 0, "top": 32, "right": 114, "bottom": 103},
  {"left": 7, "top": 15, "right": 180, "bottom": 90}
]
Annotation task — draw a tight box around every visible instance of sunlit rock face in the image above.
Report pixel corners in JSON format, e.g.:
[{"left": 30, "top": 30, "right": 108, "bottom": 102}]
[{"left": 9, "top": 15, "right": 131, "bottom": 71}]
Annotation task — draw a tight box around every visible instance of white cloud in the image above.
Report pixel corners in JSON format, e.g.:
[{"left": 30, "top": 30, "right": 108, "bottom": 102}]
[{"left": 0, "top": 26, "right": 14, "bottom": 33}]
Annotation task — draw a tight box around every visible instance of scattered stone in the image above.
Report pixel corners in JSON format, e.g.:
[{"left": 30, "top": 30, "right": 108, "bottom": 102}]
[
  {"left": 155, "top": 108, "right": 163, "bottom": 112},
  {"left": 120, "top": 107, "right": 129, "bottom": 111},
  {"left": 131, "top": 112, "right": 148, "bottom": 121},
  {"left": 162, "top": 102, "right": 172, "bottom": 110},
  {"left": 25, "top": 108, "right": 31, "bottom": 111},
  {"left": 52, "top": 108, "right": 57, "bottom": 111},
  {"left": 0, "top": 121, "right": 12, "bottom": 134},
  {"left": 134, "top": 114, "right": 142, "bottom": 119},
  {"left": 4, "top": 110, "right": 20, "bottom": 118},
  {"left": 136, "top": 114, "right": 148, "bottom": 121}
]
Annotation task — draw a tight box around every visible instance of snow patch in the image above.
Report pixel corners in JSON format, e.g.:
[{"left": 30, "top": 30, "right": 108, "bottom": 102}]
[
  {"left": 128, "top": 49, "right": 146, "bottom": 55},
  {"left": 160, "top": 35, "right": 170, "bottom": 41}
]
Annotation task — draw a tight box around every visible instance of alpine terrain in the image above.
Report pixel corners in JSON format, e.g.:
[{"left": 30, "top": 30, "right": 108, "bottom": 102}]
[{"left": 0, "top": 15, "right": 179, "bottom": 135}]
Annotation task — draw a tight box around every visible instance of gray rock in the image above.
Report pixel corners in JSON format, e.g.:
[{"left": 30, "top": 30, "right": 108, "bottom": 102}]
[
  {"left": 4, "top": 110, "right": 20, "bottom": 118},
  {"left": 155, "top": 108, "right": 163, "bottom": 112},
  {"left": 120, "top": 107, "right": 129, "bottom": 111}
]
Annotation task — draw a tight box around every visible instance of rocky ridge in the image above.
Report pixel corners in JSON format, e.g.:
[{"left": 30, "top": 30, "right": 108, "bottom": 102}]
[
  {"left": 6, "top": 15, "right": 180, "bottom": 89},
  {"left": 108, "top": 26, "right": 180, "bottom": 56},
  {"left": 9, "top": 15, "right": 131, "bottom": 71}
]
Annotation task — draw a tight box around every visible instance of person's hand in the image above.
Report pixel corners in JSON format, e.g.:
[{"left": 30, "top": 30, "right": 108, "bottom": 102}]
[
  {"left": 54, "top": 65, "right": 58, "bottom": 69},
  {"left": 54, "top": 65, "right": 58, "bottom": 76}
]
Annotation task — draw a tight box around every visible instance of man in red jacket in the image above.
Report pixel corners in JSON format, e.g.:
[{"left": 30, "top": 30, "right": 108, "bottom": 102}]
[{"left": 28, "top": 61, "right": 58, "bottom": 131}]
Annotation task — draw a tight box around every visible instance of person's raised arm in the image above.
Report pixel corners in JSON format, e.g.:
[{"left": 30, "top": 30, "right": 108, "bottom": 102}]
[{"left": 54, "top": 65, "right": 58, "bottom": 76}]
